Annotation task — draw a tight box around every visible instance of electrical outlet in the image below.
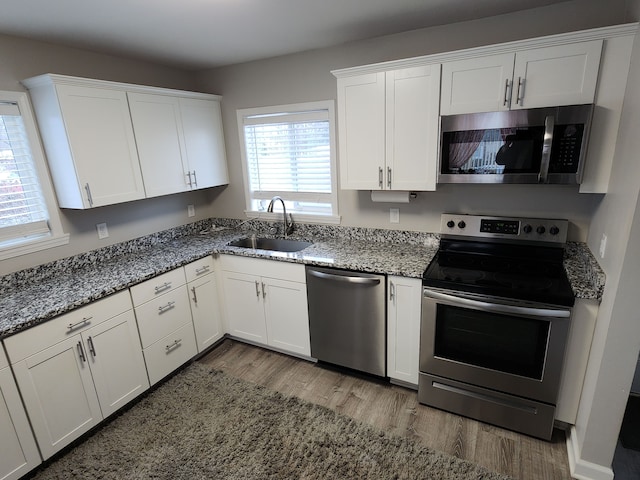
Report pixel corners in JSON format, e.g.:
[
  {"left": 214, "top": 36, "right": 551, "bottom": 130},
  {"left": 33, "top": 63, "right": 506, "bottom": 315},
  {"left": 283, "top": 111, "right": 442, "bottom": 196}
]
[
  {"left": 187, "top": 204, "right": 195, "bottom": 217},
  {"left": 96, "top": 223, "right": 109, "bottom": 239},
  {"left": 390, "top": 208, "right": 400, "bottom": 224},
  {"left": 599, "top": 234, "right": 607, "bottom": 258}
]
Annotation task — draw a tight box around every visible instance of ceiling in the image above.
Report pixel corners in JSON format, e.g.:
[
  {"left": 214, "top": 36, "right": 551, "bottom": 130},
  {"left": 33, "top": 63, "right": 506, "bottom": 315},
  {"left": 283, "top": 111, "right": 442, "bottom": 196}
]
[{"left": 0, "top": 0, "right": 573, "bottom": 70}]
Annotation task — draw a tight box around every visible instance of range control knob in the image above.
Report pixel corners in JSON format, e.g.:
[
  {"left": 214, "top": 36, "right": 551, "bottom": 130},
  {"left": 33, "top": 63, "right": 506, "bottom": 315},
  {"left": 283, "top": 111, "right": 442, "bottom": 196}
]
[
  {"left": 550, "top": 226, "right": 560, "bottom": 236},
  {"left": 536, "top": 225, "right": 546, "bottom": 235},
  {"left": 446, "top": 220, "right": 455, "bottom": 228},
  {"left": 457, "top": 220, "right": 466, "bottom": 229},
  {"left": 523, "top": 224, "right": 532, "bottom": 234}
]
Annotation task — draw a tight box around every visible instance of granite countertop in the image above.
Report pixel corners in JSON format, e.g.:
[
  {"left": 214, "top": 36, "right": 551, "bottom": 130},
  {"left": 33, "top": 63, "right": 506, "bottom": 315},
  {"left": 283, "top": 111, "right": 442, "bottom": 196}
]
[{"left": 0, "top": 220, "right": 605, "bottom": 340}]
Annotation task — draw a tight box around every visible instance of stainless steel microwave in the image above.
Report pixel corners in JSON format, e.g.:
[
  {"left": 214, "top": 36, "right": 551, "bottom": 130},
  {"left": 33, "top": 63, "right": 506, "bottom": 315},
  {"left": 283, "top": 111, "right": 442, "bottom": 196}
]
[{"left": 438, "top": 104, "right": 594, "bottom": 185}]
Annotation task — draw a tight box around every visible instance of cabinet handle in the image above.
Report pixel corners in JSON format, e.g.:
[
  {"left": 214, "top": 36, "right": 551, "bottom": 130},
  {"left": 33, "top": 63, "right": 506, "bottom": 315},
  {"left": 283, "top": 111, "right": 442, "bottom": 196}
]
[
  {"left": 192, "top": 170, "right": 198, "bottom": 188},
  {"left": 87, "top": 336, "right": 97, "bottom": 357},
  {"left": 262, "top": 282, "right": 266, "bottom": 298},
  {"left": 166, "top": 339, "right": 182, "bottom": 352},
  {"left": 503, "top": 79, "right": 511, "bottom": 106},
  {"left": 387, "top": 167, "right": 392, "bottom": 189},
  {"left": 378, "top": 167, "right": 383, "bottom": 188},
  {"left": 255, "top": 281, "right": 260, "bottom": 298},
  {"left": 191, "top": 286, "right": 198, "bottom": 304},
  {"left": 77, "top": 341, "right": 87, "bottom": 363},
  {"left": 516, "top": 77, "right": 524, "bottom": 105},
  {"left": 185, "top": 172, "right": 193, "bottom": 188},
  {"left": 158, "top": 301, "right": 176, "bottom": 313},
  {"left": 67, "top": 317, "right": 92, "bottom": 332},
  {"left": 154, "top": 282, "right": 172, "bottom": 293},
  {"left": 390, "top": 282, "right": 395, "bottom": 302},
  {"left": 195, "top": 265, "right": 210, "bottom": 275},
  {"left": 84, "top": 183, "right": 94, "bottom": 207}
]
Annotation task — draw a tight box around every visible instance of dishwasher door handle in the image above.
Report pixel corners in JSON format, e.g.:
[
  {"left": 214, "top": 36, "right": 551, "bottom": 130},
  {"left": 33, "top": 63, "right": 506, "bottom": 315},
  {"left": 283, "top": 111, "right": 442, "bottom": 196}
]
[{"left": 307, "top": 269, "right": 381, "bottom": 285}]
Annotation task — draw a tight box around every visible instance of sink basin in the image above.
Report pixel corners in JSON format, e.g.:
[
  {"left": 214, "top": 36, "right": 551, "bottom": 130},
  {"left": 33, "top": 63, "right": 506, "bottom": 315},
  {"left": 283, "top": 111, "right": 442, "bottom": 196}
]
[{"left": 227, "top": 236, "right": 313, "bottom": 252}]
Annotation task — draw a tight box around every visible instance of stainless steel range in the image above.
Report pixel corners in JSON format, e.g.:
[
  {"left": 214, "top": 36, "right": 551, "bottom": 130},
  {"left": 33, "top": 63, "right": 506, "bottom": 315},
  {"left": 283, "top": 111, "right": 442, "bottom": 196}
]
[{"left": 418, "top": 214, "right": 574, "bottom": 440}]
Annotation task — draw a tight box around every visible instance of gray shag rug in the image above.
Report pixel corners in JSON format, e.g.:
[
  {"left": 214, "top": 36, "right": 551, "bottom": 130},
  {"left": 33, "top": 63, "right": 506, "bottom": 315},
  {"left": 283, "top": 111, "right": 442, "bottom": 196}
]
[{"left": 32, "top": 363, "right": 513, "bottom": 479}]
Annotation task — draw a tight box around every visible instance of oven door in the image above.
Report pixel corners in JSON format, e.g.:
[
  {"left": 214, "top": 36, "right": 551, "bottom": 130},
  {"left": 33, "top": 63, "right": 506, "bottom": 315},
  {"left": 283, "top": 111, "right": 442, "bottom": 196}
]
[{"left": 420, "top": 287, "right": 571, "bottom": 405}]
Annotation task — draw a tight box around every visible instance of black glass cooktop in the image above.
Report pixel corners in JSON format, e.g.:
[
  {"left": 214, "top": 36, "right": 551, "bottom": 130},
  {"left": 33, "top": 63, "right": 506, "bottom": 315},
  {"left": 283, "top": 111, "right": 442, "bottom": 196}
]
[{"left": 422, "top": 239, "right": 575, "bottom": 307}]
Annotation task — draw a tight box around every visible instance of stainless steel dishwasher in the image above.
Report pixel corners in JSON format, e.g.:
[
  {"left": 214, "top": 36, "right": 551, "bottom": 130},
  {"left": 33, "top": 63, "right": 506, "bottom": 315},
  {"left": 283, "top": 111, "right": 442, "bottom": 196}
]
[{"left": 305, "top": 266, "right": 386, "bottom": 377}]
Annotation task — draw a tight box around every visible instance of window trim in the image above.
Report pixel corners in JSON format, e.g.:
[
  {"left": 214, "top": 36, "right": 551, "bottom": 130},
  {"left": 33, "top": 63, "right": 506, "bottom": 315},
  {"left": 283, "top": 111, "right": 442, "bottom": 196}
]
[
  {"left": 236, "top": 100, "right": 340, "bottom": 225},
  {"left": 0, "top": 91, "right": 69, "bottom": 261}
]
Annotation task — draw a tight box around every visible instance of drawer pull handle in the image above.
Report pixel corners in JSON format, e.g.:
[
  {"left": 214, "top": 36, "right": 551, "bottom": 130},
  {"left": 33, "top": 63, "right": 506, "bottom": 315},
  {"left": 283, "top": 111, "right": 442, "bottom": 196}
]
[
  {"left": 195, "top": 265, "right": 210, "bottom": 275},
  {"left": 191, "top": 286, "right": 198, "bottom": 304},
  {"left": 158, "top": 301, "right": 176, "bottom": 313},
  {"left": 154, "top": 282, "right": 172, "bottom": 293},
  {"left": 68, "top": 317, "right": 92, "bottom": 332},
  {"left": 77, "top": 341, "right": 87, "bottom": 362},
  {"left": 166, "top": 339, "right": 182, "bottom": 352}
]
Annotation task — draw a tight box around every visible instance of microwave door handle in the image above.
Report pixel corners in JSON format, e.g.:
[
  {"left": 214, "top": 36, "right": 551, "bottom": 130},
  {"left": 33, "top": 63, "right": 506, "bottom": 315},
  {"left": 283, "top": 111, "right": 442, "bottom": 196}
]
[{"left": 538, "top": 115, "right": 555, "bottom": 183}]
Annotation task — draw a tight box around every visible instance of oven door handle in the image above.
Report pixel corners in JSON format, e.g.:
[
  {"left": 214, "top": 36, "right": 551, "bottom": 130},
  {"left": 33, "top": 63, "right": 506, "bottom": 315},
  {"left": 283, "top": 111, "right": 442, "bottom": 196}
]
[{"left": 423, "top": 288, "right": 571, "bottom": 319}]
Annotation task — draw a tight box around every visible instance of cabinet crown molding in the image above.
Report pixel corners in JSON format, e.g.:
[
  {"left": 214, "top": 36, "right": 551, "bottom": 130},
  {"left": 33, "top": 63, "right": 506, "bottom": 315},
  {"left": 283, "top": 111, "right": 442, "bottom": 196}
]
[
  {"left": 332, "top": 22, "right": 638, "bottom": 77},
  {"left": 21, "top": 73, "right": 222, "bottom": 101}
]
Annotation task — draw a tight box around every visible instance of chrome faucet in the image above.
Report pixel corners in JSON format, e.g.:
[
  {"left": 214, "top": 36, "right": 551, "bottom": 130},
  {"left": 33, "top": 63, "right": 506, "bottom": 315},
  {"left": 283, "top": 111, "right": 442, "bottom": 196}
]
[{"left": 267, "top": 196, "right": 294, "bottom": 237}]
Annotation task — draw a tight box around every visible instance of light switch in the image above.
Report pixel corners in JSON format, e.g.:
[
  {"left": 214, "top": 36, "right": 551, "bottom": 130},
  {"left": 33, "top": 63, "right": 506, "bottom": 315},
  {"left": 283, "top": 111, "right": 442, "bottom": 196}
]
[
  {"left": 96, "top": 223, "right": 109, "bottom": 239},
  {"left": 390, "top": 208, "right": 400, "bottom": 224},
  {"left": 599, "top": 234, "right": 607, "bottom": 258},
  {"left": 188, "top": 204, "right": 195, "bottom": 217}
]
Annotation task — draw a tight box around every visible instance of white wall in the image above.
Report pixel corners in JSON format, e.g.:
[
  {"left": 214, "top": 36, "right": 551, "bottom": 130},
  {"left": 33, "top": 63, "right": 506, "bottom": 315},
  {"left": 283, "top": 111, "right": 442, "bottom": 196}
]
[
  {"left": 0, "top": 33, "right": 228, "bottom": 276},
  {"left": 570, "top": 9, "right": 640, "bottom": 474},
  {"left": 195, "top": 0, "right": 626, "bottom": 239}
]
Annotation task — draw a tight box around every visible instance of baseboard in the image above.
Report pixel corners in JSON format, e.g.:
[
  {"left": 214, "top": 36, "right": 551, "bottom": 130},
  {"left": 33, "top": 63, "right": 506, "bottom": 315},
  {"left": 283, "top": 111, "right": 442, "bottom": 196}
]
[{"left": 566, "top": 426, "right": 614, "bottom": 480}]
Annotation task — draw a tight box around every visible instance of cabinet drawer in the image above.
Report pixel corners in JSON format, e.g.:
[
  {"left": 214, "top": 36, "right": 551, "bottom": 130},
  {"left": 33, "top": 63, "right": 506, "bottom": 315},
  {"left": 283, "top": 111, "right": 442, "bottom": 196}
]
[
  {"left": 219, "top": 255, "right": 305, "bottom": 282},
  {"left": 4, "top": 290, "right": 133, "bottom": 363},
  {"left": 130, "top": 268, "right": 186, "bottom": 307},
  {"left": 184, "top": 256, "right": 215, "bottom": 283},
  {"left": 134, "top": 285, "right": 192, "bottom": 348},
  {"left": 143, "top": 323, "right": 197, "bottom": 385}
]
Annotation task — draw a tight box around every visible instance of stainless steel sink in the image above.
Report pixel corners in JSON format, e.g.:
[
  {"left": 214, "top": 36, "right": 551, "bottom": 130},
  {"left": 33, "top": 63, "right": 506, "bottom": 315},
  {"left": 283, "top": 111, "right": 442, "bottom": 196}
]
[{"left": 227, "top": 236, "right": 313, "bottom": 252}]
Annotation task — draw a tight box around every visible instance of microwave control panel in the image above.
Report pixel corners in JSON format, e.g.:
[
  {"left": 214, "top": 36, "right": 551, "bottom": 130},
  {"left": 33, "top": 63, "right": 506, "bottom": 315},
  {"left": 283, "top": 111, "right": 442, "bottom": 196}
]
[{"left": 549, "top": 124, "right": 585, "bottom": 173}]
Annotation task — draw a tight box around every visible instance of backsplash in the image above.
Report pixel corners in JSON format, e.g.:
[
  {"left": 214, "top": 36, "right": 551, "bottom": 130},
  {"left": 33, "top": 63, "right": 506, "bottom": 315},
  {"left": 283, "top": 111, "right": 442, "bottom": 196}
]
[{"left": 0, "top": 218, "right": 439, "bottom": 293}]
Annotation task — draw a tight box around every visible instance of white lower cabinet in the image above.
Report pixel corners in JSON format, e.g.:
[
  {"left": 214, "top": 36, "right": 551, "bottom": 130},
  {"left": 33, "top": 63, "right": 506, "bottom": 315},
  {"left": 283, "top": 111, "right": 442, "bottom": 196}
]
[
  {"left": 185, "top": 256, "right": 224, "bottom": 352},
  {"left": 555, "top": 298, "right": 599, "bottom": 424},
  {"left": 131, "top": 268, "right": 198, "bottom": 385},
  {"left": 4, "top": 291, "right": 148, "bottom": 460},
  {"left": 386, "top": 276, "right": 423, "bottom": 386},
  {"left": 220, "top": 255, "right": 310, "bottom": 357},
  {"left": 0, "top": 349, "right": 41, "bottom": 480}
]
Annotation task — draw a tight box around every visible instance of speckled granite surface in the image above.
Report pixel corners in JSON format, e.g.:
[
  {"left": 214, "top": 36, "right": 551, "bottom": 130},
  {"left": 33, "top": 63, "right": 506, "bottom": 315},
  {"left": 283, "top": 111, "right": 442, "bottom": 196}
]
[{"left": 0, "top": 218, "right": 604, "bottom": 339}]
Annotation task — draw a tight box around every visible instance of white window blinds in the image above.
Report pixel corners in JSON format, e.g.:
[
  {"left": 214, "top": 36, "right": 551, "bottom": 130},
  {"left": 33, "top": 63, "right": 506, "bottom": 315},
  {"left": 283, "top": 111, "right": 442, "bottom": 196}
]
[
  {"left": 240, "top": 103, "right": 337, "bottom": 218},
  {"left": 0, "top": 102, "right": 50, "bottom": 242}
]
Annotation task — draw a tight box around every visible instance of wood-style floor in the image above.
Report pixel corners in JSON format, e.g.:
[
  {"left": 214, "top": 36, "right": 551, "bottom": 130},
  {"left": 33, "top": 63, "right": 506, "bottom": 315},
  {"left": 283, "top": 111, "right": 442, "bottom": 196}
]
[{"left": 199, "top": 339, "right": 572, "bottom": 480}]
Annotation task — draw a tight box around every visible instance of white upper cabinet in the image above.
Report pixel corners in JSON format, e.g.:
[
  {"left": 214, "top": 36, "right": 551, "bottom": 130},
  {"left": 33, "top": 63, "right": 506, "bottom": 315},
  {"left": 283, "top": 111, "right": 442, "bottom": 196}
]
[
  {"left": 440, "top": 40, "right": 603, "bottom": 115},
  {"left": 128, "top": 93, "right": 229, "bottom": 198},
  {"left": 337, "top": 64, "right": 441, "bottom": 191},
  {"left": 179, "top": 98, "right": 229, "bottom": 190},
  {"left": 22, "top": 76, "right": 146, "bottom": 208},
  {"left": 22, "top": 74, "right": 228, "bottom": 208}
]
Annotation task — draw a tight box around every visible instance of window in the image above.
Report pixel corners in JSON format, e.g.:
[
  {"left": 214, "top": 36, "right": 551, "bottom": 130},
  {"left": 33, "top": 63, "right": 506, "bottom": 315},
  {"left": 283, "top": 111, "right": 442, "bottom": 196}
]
[
  {"left": 0, "top": 91, "right": 68, "bottom": 260},
  {"left": 237, "top": 101, "right": 339, "bottom": 223}
]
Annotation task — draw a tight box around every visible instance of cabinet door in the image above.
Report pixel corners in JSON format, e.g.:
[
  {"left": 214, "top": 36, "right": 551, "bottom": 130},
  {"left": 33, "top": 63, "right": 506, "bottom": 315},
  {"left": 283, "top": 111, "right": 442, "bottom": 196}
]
[
  {"left": 188, "top": 273, "right": 224, "bottom": 352},
  {"left": 55, "top": 84, "right": 146, "bottom": 207},
  {"left": 263, "top": 278, "right": 310, "bottom": 357},
  {"left": 386, "top": 65, "right": 441, "bottom": 191},
  {"left": 12, "top": 336, "right": 102, "bottom": 460},
  {"left": 0, "top": 366, "right": 41, "bottom": 480},
  {"left": 221, "top": 271, "right": 267, "bottom": 344},
  {"left": 512, "top": 40, "right": 602, "bottom": 109},
  {"left": 127, "top": 93, "right": 190, "bottom": 197},
  {"left": 440, "top": 53, "right": 515, "bottom": 115},
  {"left": 84, "top": 310, "right": 149, "bottom": 418},
  {"left": 337, "top": 72, "right": 386, "bottom": 190},
  {"left": 387, "top": 276, "right": 422, "bottom": 386},
  {"left": 180, "top": 98, "right": 229, "bottom": 189}
]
